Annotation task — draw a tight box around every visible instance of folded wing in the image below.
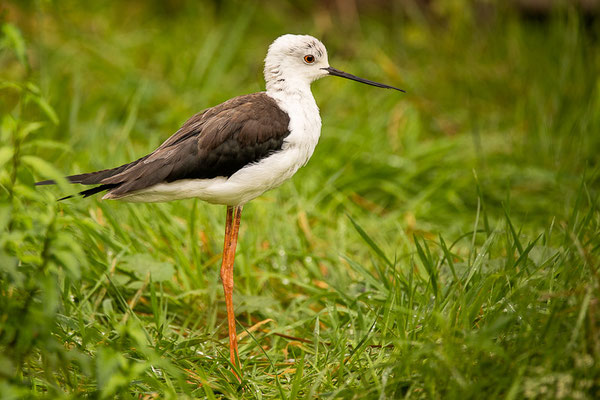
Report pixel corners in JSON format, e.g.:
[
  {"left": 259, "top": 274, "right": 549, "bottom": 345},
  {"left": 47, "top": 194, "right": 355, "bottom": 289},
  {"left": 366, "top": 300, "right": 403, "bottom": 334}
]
[{"left": 37, "top": 93, "right": 291, "bottom": 200}]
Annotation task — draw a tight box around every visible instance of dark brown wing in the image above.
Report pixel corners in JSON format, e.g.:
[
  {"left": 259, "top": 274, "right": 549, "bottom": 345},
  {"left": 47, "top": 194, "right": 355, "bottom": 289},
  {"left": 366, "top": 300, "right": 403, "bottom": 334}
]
[{"left": 38, "top": 92, "right": 291, "bottom": 199}]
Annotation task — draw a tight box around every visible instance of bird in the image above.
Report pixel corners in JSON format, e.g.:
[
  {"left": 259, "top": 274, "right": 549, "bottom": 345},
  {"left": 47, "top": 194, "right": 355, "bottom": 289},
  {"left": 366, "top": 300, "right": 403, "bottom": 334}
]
[{"left": 36, "top": 34, "right": 403, "bottom": 377}]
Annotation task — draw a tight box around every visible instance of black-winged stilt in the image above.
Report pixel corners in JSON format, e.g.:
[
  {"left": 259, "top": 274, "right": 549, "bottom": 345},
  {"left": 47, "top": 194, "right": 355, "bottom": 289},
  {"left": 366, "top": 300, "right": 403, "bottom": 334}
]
[{"left": 37, "top": 34, "right": 403, "bottom": 376}]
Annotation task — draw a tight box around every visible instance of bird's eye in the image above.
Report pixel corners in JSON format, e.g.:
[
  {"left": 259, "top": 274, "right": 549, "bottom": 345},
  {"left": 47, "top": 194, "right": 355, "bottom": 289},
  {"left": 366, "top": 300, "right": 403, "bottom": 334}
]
[{"left": 303, "top": 55, "right": 315, "bottom": 64}]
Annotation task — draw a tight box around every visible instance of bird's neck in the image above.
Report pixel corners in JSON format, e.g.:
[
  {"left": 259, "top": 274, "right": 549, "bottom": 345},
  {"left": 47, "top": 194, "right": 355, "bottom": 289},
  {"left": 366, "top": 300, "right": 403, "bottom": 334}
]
[
  {"left": 266, "top": 77, "right": 313, "bottom": 100},
  {"left": 266, "top": 79, "right": 319, "bottom": 124},
  {"left": 264, "top": 64, "right": 321, "bottom": 141},
  {"left": 266, "top": 75, "right": 321, "bottom": 159}
]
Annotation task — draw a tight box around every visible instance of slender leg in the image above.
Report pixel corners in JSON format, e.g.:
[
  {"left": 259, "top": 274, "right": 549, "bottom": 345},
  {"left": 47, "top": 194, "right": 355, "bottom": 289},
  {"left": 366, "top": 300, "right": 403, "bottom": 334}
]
[{"left": 220, "top": 205, "right": 243, "bottom": 378}]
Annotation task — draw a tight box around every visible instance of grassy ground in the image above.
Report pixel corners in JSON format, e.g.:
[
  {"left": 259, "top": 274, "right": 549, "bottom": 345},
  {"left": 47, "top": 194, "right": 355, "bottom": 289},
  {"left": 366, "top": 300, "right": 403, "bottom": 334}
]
[{"left": 1, "top": 1, "right": 599, "bottom": 398}]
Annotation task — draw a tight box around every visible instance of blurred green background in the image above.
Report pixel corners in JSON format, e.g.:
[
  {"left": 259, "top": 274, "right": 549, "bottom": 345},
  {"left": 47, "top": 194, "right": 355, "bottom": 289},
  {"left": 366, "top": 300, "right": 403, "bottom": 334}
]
[{"left": 1, "top": 0, "right": 599, "bottom": 398}]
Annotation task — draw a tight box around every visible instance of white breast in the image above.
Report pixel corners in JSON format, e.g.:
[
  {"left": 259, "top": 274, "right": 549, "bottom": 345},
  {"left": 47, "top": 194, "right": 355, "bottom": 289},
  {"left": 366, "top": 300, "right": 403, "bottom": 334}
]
[
  {"left": 271, "top": 89, "right": 322, "bottom": 168},
  {"left": 114, "top": 91, "right": 322, "bottom": 206}
]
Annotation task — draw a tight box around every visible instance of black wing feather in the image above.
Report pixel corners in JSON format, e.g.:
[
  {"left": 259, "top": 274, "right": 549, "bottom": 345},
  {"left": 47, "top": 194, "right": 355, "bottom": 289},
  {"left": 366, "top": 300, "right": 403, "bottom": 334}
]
[{"left": 37, "top": 92, "right": 291, "bottom": 200}]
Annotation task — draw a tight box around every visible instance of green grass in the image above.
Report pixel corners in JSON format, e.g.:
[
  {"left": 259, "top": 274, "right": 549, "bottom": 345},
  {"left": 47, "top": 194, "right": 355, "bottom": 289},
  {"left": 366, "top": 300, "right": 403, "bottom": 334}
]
[{"left": 1, "top": 1, "right": 599, "bottom": 398}]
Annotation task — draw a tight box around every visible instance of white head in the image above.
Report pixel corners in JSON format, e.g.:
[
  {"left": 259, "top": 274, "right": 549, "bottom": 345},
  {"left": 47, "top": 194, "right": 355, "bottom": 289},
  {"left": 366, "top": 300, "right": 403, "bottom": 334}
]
[
  {"left": 264, "top": 34, "right": 330, "bottom": 92},
  {"left": 264, "top": 34, "right": 404, "bottom": 95}
]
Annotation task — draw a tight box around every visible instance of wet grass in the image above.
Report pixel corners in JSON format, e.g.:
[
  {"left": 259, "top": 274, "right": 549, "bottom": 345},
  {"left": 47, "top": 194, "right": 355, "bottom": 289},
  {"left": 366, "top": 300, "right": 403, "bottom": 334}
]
[{"left": 1, "top": 1, "right": 599, "bottom": 398}]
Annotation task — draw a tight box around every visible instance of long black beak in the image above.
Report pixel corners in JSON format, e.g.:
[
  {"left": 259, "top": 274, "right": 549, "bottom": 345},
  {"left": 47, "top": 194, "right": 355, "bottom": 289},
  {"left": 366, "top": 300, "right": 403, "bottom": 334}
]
[{"left": 322, "top": 66, "right": 405, "bottom": 92}]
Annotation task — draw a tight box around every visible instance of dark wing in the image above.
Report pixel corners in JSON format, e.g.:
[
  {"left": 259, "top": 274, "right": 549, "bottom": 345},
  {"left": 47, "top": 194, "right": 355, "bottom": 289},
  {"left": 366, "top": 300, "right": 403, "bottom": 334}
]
[
  {"left": 38, "top": 93, "right": 290, "bottom": 199},
  {"left": 35, "top": 156, "right": 147, "bottom": 185}
]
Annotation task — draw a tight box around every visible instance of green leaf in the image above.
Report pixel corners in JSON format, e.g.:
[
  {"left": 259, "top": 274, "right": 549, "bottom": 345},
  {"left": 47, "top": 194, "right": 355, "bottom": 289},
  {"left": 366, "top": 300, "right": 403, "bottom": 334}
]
[
  {"left": 21, "top": 139, "right": 70, "bottom": 152},
  {"left": 289, "top": 351, "right": 305, "bottom": 400},
  {"left": 26, "top": 94, "right": 59, "bottom": 125},
  {"left": 0, "top": 147, "right": 13, "bottom": 169},
  {"left": 503, "top": 203, "right": 524, "bottom": 255},
  {"left": 21, "top": 155, "right": 66, "bottom": 183},
  {"left": 1, "top": 114, "right": 17, "bottom": 141},
  {"left": 18, "top": 121, "right": 46, "bottom": 140},
  {"left": 0, "top": 80, "right": 22, "bottom": 92},
  {"left": 414, "top": 234, "right": 438, "bottom": 297},
  {"left": 52, "top": 249, "right": 81, "bottom": 280},
  {"left": 347, "top": 214, "right": 393, "bottom": 268},
  {"left": 1, "top": 23, "right": 28, "bottom": 67},
  {"left": 120, "top": 253, "right": 175, "bottom": 282}
]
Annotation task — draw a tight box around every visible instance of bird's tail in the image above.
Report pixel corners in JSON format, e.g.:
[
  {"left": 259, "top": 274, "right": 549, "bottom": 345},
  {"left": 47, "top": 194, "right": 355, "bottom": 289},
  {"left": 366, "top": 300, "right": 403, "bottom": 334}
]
[
  {"left": 54, "top": 184, "right": 119, "bottom": 201},
  {"left": 35, "top": 162, "right": 134, "bottom": 200},
  {"left": 35, "top": 162, "right": 135, "bottom": 186}
]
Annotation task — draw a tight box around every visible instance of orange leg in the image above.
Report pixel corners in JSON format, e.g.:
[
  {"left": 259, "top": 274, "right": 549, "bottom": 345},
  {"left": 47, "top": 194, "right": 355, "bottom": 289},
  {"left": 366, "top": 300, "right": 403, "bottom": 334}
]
[{"left": 220, "top": 205, "right": 243, "bottom": 379}]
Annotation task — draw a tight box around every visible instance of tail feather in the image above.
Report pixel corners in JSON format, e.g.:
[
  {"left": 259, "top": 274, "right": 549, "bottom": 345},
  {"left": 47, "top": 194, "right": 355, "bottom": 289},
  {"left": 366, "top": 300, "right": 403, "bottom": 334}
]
[
  {"left": 57, "top": 184, "right": 119, "bottom": 201},
  {"left": 35, "top": 162, "right": 135, "bottom": 186},
  {"left": 35, "top": 160, "right": 141, "bottom": 200}
]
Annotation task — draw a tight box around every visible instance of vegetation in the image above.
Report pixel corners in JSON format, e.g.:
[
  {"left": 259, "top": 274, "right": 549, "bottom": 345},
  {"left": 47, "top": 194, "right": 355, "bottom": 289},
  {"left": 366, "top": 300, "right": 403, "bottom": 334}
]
[{"left": 1, "top": 1, "right": 599, "bottom": 398}]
